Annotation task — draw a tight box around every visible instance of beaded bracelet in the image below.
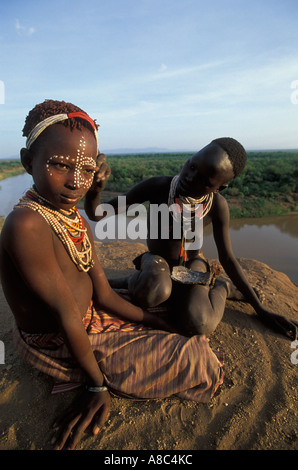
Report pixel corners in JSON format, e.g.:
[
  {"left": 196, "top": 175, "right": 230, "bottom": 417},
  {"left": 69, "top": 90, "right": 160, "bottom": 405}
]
[{"left": 85, "top": 384, "right": 108, "bottom": 393}]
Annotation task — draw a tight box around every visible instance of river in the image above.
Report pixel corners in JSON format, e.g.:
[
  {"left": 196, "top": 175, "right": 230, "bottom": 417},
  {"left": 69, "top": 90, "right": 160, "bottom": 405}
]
[{"left": 1, "top": 173, "right": 298, "bottom": 284}]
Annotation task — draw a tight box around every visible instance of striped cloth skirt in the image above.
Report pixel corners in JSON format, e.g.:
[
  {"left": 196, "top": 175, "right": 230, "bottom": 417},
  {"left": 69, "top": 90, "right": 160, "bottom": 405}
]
[{"left": 13, "top": 297, "right": 224, "bottom": 403}]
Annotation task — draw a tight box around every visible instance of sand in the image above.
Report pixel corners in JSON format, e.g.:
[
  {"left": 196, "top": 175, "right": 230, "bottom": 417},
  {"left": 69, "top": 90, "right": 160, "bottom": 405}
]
[{"left": 0, "top": 241, "right": 297, "bottom": 451}]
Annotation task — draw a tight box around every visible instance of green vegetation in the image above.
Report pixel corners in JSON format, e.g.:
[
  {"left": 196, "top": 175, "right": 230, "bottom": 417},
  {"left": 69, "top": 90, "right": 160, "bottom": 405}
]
[
  {"left": 222, "top": 150, "right": 298, "bottom": 217},
  {"left": 0, "top": 159, "right": 24, "bottom": 181},
  {"left": 103, "top": 152, "right": 186, "bottom": 192},
  {"left": 1, "top": 150, "right": 298, "bottom": 218},
  {"left": 102, "top": 150, "right": 298, "bottom": 218}
]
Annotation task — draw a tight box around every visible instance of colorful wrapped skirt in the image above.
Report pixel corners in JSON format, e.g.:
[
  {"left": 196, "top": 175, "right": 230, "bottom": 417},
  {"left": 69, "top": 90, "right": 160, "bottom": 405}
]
[{"left": 13, "top": 294, "right": 223, "bottom": 403}]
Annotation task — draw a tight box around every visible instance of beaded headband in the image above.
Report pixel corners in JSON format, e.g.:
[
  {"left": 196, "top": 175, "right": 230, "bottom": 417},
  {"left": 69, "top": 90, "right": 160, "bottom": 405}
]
[{"left": 26, "top": 112, "right": 99, "bottom": 150}]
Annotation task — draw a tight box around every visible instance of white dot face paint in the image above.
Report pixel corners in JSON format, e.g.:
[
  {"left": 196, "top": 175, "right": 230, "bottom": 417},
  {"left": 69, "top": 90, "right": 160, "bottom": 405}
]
[
  {"left": 46, "top": 136, "right": 96, "bottom": 189},
  {"left": 73, "top": 137, "right": 97, "bottom": 189}
]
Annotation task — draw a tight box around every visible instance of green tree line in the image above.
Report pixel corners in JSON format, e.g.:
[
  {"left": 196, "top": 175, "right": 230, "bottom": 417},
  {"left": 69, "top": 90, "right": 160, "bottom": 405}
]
[
  {"left": 103, "top": 151, "right": 298, "bottom": 217},
  {"left": 222, "top": 151, "right": 298, "bottom": 217},
  {"left": 1, "top": 151, "right": 298, "bottom": 218}
]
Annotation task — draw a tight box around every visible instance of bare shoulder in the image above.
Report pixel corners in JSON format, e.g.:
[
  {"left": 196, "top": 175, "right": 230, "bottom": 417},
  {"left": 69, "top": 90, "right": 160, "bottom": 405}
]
[
  {"left": 3, "top": 207, "right": 49, "bottom": 232},
  {"left": 211, "top": 193, "right": 230, "bottom": 223},
  {"left": 1, "top": 207, "right": 52, "bottom": 250}
]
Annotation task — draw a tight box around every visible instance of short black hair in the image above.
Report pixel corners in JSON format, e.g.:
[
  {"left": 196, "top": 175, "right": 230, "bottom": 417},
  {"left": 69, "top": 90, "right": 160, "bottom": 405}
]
[
  {"left": 22, "top": 99, "right": 98, "bottom": 137},
  {"left": 211, "top": 137, "right": 247, "bottom": 178}
]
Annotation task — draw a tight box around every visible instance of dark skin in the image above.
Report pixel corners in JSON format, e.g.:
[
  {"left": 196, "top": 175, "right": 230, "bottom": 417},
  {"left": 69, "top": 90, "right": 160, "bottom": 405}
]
[
  {"left": 85, "top": 142, "right": 298, "bottom": 340},
  {"left": 0, "top": 124, "right": 169, "bottom": 450}
]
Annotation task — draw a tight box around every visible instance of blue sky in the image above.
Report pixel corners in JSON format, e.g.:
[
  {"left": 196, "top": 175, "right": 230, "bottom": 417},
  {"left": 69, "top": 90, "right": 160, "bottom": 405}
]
[{"left": 0, "top": 0, "right": 297, "bottom": 158}]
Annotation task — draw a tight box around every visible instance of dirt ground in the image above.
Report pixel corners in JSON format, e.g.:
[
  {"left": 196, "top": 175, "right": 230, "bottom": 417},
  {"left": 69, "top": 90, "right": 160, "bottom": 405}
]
[{"left": 0, "top": 241, "right": 297, "bottom": 451}]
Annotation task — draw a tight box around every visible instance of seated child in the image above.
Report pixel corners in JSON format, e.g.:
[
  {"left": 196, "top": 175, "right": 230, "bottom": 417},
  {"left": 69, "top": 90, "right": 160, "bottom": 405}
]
[
  {"left": 85, "top": 139, "right": 297, "bottom": 340},
  {"left": 0, "top": 100, "right": 224, "bottom": 450}
]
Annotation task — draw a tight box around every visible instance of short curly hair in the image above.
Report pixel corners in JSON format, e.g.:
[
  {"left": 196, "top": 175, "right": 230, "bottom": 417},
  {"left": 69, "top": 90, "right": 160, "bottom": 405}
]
[
  {"left": 22, "top": 99, "right": 99, "bottom": 137},
  {"left": 211, "top": 137, "right": 247, "bottom": 178}
]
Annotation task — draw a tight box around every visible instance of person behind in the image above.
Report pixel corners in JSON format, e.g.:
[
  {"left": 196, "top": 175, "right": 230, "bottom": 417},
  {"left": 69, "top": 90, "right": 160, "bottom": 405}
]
[
  {"left": 0, "top": 100, "right": 225, "bottom": 450},
  {"left": 85, "top": 139, "right": 297, "bottom": 340}
]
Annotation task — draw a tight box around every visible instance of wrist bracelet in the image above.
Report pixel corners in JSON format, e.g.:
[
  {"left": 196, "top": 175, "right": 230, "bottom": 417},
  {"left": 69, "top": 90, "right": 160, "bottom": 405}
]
[{"left": 85, "top": 384, "right": 108, "bottom": 393}]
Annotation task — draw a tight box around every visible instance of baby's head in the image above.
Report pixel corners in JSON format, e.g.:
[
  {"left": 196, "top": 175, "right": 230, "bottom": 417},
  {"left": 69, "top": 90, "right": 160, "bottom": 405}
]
[{"left": 21, "top": 100, "right": 99, "bottom": 209}]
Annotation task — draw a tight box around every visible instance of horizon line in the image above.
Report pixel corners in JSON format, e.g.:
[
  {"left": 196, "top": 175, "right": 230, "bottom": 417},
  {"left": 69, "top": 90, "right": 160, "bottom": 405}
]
[{"left": 1, "top": 147, "right": 298, "bottom": 160}]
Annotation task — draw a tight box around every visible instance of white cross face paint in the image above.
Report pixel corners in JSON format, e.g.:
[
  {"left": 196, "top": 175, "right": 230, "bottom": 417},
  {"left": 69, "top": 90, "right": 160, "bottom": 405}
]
[
  {"left": 73, "top": 137, "right": 97, "bottom": 189},
  {"left": 46, "top": 137, "right": 97, "bottom": 189}
]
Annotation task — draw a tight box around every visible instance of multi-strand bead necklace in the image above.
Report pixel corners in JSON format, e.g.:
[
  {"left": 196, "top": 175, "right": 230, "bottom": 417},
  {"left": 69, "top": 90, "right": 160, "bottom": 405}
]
[
  {"left": 168, "top": 175, "right": 214, "bottom": 265},
  {"left": 14, "top": 187, "right": 94, "bottom": 272},
  {"left": 168, "top": 175, "right": 214, "bottom": 219}
]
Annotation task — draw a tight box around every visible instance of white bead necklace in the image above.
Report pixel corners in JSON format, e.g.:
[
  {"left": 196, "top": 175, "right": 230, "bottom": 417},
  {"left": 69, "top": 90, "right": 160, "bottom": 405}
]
[
  {"left": 168, "top": 175, "right": 214, "bottom": 219},
  {"left": 14, "top": 188, "right": 94, "bottom": 272}
]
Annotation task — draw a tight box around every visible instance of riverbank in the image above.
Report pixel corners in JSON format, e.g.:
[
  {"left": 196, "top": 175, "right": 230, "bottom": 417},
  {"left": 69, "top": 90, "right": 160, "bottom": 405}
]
[
  {"left": 0, "top": 241, "right": 297, "bottom": 450},
  {"left": 0, "top": 161, "right": 24, "bottom": 181},
  {"left": 226, "top": 193, "right": 298, "bottom": 218}
]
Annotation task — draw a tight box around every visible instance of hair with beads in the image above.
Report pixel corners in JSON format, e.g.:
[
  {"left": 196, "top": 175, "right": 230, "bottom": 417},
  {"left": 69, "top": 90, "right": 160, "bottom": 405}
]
[
  {"left": 22, "top": 99, "right": 99, "bottom": 138},
  {"left": 211, "top": 137, "right": 247, "bottom": 178}
]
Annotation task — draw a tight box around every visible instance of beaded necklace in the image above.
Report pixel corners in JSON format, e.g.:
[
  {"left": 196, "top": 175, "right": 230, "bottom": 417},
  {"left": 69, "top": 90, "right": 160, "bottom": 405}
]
[
  {"left": 168, "top": 175, "right": 214, "bottom": 265},
  {"left": 168, "top": 175, "right": 214, "bottom": 218},
  {"left": 14, "top": 187, "right": 94, "bottom": 272}
]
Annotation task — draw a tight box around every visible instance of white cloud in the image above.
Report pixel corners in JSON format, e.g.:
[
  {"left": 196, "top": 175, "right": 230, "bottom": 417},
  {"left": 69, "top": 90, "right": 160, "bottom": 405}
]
[
  {"left": 146, "top": 61, "right": 225, "bottom": 82},
  {"left": 159, "top": 64, "right": 167, "bottom": 72},
  {"left": 15, "top": 19, "right": 35, "bottom": 36}
]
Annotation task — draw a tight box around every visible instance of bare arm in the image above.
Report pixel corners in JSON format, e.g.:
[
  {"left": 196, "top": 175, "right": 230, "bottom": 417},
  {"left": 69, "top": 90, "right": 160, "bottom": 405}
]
[
  {"left": 212, "top": 195, "right": 262, "bottom": 309},
  {"left": 3, "top": 209, "right": 113, "bottom": 449},
  {"left": 212, "top": 194, "right": 297, "bottom": 340},
  {"left": 4, "top": 209, "right": 105, "bottom": 387},
  {"left": 85, "top": 173, "right": 167, "bottom": 221},
  {"left": 85, "top": 222, "right": 171, "bottom": 331}
]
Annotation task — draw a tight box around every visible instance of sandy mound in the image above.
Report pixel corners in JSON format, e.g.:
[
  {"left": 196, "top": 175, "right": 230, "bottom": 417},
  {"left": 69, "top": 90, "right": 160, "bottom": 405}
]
[{"left": 0, "top": 241, "right": 297, "bottom": 451}]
